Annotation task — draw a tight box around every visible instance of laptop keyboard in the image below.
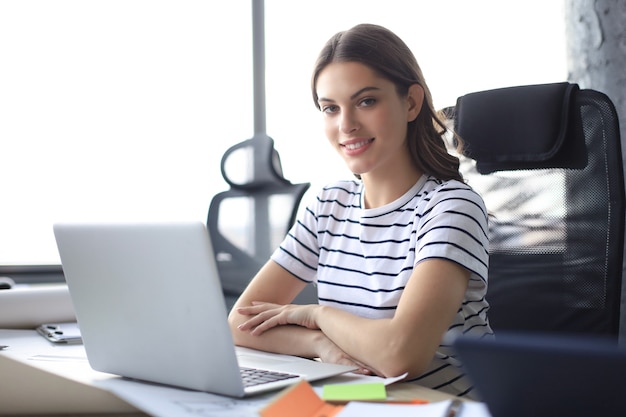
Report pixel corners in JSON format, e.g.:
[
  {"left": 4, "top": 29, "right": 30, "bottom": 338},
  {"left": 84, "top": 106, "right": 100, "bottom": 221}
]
[{"left": 240, "top": 367, "right": 300, "bottom": 387}]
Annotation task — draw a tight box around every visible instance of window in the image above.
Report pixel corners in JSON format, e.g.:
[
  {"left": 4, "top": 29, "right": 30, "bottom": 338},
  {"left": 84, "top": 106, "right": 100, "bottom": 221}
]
[{"left": 0, "top": 1, "right": 566, "bottom": 270}]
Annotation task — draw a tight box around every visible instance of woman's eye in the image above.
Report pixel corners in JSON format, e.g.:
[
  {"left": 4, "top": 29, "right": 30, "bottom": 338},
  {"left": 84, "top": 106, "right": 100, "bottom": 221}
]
[
  {"left": 322, "top": 105, "right": 339, "bottom": 114},
  {"left": 359, "top": 97, "right": 376, "bottom": 107}
]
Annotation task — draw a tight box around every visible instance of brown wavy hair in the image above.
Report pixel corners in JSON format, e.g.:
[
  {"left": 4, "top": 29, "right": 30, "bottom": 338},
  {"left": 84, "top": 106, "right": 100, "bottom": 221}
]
[{"left": 311, "top": 23, "right": 463, "bottom": 182}]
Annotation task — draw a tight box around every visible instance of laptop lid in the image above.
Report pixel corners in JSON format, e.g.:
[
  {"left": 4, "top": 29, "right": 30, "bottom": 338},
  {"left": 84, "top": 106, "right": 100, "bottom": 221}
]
[
  {"left": 53, "top": 221, "right": 355, "bottom": 397},
  {"left": 454, "top": 332, "right": 626, "bottom": 417}
]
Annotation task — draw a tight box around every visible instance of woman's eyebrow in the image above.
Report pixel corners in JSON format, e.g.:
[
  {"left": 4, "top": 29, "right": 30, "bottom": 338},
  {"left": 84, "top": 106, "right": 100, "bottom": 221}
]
[
  {"left": 350, "top": 86, "right": 380, "bottom": 100},
  {"left": 318, "top": 86, "right": 381, "bottom": 103}
]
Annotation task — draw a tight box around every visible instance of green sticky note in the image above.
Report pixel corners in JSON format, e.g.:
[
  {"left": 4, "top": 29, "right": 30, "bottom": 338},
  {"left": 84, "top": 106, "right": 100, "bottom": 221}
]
[{"left": 322, "top": 382, "right": 387, "bottom": 402}]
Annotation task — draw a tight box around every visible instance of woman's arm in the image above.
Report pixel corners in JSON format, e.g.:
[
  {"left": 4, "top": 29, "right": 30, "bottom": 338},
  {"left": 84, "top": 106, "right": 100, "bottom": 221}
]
[
  {"left": 236, "top": 258, "right": 469, "bottom": 379},
  {"left": 227, "top": 260, "right": 370, "bottom": 371}
]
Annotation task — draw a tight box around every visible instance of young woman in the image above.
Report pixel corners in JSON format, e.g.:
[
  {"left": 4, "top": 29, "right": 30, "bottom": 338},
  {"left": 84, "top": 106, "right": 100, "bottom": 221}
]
[{"left": 228, "top": 23, "right": 492, "bottom": 399}]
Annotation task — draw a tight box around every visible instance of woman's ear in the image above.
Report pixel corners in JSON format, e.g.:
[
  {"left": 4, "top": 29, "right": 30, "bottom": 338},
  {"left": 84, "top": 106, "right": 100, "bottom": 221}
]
[{"left": 406, "top": 84, "right": 424, "bottom": 122}]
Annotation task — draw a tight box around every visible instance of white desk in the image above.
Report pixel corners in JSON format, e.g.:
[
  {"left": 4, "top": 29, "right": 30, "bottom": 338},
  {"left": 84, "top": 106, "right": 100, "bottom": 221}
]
[
  {"left": 0, "top": 329, "right": 142, "bottom": 416},
  {"left": 0, "top": 329, "right": 470, "bottom": 417}
]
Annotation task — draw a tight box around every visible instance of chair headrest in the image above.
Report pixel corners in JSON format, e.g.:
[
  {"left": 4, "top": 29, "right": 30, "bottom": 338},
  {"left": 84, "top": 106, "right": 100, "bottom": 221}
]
[
  {"left": 454, "top": 82, "right": 585, "bottom": 174},
  {"left": 220, "top": 135, "right": 290, "bottom": 190}
]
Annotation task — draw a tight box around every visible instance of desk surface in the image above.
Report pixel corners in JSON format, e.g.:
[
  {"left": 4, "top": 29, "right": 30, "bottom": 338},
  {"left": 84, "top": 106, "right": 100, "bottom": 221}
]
[{"left": 0, "top": 329, "right": 462, "bottom": 417}]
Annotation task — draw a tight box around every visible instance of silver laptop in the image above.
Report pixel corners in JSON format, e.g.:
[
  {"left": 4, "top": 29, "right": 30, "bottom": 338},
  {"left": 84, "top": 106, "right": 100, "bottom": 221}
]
[{"left": 53, "top": 221, "right": 356, "bottom": 397}]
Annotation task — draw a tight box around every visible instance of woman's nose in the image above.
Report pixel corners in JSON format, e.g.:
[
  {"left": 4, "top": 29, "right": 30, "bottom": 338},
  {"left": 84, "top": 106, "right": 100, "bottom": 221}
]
[{"left": 339, "top": 110, "right": 359, "bottom": 134}]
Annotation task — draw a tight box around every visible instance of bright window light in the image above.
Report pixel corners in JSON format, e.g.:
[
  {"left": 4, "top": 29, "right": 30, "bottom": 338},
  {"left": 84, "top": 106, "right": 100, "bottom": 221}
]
[{"left": 0, "top": 1, "right": 566, "bottom": 266}]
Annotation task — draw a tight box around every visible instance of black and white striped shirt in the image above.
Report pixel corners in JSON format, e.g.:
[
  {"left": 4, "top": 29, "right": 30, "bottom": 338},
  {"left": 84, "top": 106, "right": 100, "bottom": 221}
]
[{"left": 272, "top": 175, "right": 493, "bottom": 398}]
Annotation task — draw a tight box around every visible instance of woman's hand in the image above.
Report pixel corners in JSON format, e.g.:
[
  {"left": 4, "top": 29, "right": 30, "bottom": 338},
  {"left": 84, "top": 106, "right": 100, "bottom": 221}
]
[
  {"left": 236, "top": 302, "right": 320, "bottom": 335},
  {"left": 316, "top": 335, "right": 379, "bottom": 376},
  {"left": 236, "top": 301, "right": 380, "bottom": 376}
]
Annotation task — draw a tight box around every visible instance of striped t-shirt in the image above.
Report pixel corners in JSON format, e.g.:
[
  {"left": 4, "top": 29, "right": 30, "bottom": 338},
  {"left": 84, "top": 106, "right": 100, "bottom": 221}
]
[{"left": 271, "top": 175, "right": 493, "bottom": 399}]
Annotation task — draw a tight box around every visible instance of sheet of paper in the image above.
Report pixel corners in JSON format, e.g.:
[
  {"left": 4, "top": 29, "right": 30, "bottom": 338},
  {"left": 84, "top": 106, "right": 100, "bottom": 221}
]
[
  {"left": 336, "top": 399, "right": 492, "bottom": 417},
  {"left": 96, "top": 377, "right": 275, "bottom": 417},
  {"left": 383, "top": 372, "right": 409, "bottom": 385}
]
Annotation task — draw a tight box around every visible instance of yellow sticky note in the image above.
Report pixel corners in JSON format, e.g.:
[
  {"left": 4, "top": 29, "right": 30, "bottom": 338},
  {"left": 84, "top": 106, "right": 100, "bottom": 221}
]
[{"left": 322, "top": 382, "right": 387, "bottom": 402}]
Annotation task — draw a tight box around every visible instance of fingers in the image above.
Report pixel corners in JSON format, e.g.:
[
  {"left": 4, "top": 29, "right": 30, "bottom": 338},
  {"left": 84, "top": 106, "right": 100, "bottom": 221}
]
[
  {"left": 236, "top": 302, "right": 278, "bottom": 316},
  {"left": 236, "top": 311, "right": 280, "bottom": 334},
  {"left": 354, "top": 367, "right": 376, "bottom": 375},
  {"left": 338, "top": 356, "right": 379, "bottom": 376},
  {"left": 328, "top": 355, "right": 377, "bottom": 376},
  {"left": 235, "top": 303, "right": 318, "bottom": 336},
  {"left": 248, "top": 317, "right": 278, "bottom": 336},
  {"left": 236, "top": 303, "right": 286, "bottom": 335}
]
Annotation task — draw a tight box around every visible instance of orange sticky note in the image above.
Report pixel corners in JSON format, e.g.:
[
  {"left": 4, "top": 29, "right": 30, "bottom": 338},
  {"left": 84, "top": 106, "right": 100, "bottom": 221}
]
[{"left": 260, "top": 380, "right": 344, "bottom": 417}]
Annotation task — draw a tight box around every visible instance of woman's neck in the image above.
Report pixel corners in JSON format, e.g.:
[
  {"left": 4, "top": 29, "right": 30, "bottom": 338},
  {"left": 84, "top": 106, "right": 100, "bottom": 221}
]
[{"left": 361, "top": 167, "right": 422, "bottom": 209}]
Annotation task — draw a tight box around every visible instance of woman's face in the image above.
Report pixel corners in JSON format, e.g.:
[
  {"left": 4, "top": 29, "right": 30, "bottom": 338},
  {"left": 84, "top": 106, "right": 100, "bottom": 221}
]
[{"left": 315, "top": 61, "right": 421, "bottom": 179}]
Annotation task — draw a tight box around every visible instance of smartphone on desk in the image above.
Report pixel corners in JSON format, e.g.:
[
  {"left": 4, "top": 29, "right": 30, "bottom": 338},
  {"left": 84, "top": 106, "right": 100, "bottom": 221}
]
[{"left": 36, "top": 322, "right": 82, "bottom": 344}]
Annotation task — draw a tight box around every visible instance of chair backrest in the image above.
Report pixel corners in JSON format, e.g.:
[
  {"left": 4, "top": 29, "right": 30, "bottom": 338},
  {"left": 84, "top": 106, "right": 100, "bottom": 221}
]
[
  {"left": 207, "top": 134, "right": 316, "bottom": 310},
  {"left": 450, "top": 82, "right": 625, "bottom": 338}
]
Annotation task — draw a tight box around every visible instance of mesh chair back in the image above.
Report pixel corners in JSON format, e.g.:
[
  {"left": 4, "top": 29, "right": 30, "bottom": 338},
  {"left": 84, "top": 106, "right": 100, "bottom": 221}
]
[
  {"left": 452, "top": 82, "right": 624, "bottom": 337},
  {"left": 207, "top": 135, "right": 314, "bottom": 310}
]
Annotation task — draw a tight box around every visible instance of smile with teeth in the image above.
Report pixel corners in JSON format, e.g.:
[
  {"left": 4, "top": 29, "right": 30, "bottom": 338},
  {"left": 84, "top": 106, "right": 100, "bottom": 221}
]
[{"left": 343, "top": 138, "right": 374, "bottom": 150}]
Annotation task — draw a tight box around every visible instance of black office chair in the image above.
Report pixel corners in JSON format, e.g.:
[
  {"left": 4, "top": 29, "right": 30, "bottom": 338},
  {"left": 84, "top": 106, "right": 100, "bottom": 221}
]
[
  {"left": 207, "top": 134, "right": 317, "bottom": 311},
  {"left": 448, "top": 82, "right": 625, "bottom": 338}
]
